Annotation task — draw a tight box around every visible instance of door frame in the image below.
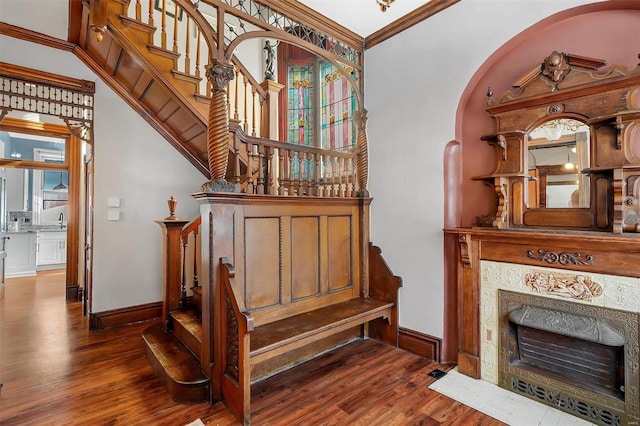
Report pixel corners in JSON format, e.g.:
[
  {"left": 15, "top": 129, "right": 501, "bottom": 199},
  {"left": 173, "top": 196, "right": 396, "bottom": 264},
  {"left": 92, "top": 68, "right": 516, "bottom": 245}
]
[{"left": 0, "top": 117, "right": 84, "bottom": 301}]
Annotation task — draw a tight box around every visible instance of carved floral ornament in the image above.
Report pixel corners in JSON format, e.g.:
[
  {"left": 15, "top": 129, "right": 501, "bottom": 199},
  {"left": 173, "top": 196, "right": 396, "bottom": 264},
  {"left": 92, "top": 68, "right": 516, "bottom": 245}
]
[{"left": 541, "top": 51, "right": 570, "bottom": 83}]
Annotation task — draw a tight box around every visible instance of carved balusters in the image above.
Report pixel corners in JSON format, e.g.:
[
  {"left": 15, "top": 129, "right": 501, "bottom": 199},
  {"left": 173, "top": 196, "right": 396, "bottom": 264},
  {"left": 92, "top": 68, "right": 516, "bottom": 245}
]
[
  {"left": 278, "top": 149, "right": 286, "bottom": 196},
  {"left": 135, "top": 0, "right": 142, "bottom": 21},
  {"left": 183, "top": 16, "right": 191, "bottom": 72},
  {"left": 160, "top": 0, "right": 167, "bottom": 49},
  {"left": 171, "top": 2, "right": 179, "bottom": 53},
  {"left": 245, "top": 142, "right": 255, "bottom": 194},
  {"left": 147, "top": 0, "right": 154, "bottom": 27},
  {"left": 257, "top": 145, "right": 265, "bottom": 195},
  {"left": 195, "top": 29, "right": 202, "bottom": 94},
  {"left": 233, "top": 136, "right": 242, "bottom": 192},
  {"left": 266, "top": 147, "right": 276, "bottom": 195},
  {"left": 233, "top": 69, "right": 239, "bottom": 121}
]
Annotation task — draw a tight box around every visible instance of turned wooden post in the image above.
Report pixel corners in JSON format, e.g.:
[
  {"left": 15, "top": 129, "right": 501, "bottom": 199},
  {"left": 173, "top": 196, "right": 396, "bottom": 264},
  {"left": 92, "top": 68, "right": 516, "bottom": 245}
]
[
  {"left": 202, "top": 59, "right": 236, "bottom": 192},
  {"left": 354, "top": 108, "right": 369, "bottom": 197},
  {"left": 156, "top": 196, "right": 188, "bottom": 331}
]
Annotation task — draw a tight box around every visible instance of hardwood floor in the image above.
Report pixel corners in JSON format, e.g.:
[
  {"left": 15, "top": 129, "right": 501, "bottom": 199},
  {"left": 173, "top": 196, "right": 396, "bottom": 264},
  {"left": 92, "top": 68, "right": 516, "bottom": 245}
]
[{"left": 0, "top": 271, "right": 504, "bottom": 425}]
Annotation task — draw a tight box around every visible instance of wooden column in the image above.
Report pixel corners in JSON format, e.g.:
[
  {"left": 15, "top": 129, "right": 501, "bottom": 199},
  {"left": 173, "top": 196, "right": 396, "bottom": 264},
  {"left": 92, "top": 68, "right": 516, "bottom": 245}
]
[
  {"left": 259, "top": 79, "right": 285, "bottom": 140},
  {"left": 202, "top": 59, "right": 236, "bottom": 192},
  {"left": 457, "top": 233, "right": 481, "bottom": 378},
  {"left": 354, "top": 108, "right": 369, "bottom": 196},
  {"left": 156, "top": 215, "right": 188, "bottom": 331}
]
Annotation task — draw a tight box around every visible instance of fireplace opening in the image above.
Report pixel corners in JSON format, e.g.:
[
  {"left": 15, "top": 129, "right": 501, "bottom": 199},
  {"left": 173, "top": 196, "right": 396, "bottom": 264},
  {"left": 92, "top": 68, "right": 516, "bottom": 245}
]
[
  {"left": 509, "top": 319, "right": 625, "bottom": 400},
  {"left": 498, "top": 290, "right": 639, "bottom": 426}
]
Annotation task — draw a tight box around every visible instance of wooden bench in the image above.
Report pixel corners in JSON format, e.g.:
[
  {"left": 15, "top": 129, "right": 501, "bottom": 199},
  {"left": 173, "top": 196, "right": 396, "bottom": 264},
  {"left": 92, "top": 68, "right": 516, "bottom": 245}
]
[
  {"left": 218, "top": 243, "right": 401, "bottom": 425},
  {"left": 193, "top": 194, "right": 401, "bottom": 425}
]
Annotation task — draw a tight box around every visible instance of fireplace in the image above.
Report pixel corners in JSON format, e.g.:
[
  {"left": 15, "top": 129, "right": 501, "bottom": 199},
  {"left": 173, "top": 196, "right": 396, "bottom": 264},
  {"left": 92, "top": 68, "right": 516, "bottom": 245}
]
[{"left": 499, "top": 290, "right": 639, "bottom": 426}]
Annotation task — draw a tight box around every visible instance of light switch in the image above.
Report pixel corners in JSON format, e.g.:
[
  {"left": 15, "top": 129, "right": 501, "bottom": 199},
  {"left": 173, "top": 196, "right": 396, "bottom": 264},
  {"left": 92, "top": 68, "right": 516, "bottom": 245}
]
[
  {"left": 107, "top": 209, "right": 120, "bottom": 221},
  {"left": 107, "top": 197, "right": 121, "bottom": 207}
]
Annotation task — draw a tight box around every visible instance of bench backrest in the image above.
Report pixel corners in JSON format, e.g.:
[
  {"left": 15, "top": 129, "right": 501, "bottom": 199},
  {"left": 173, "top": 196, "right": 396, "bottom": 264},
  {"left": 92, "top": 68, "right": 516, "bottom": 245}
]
[{"left": 224, "top": 197, "right": 370, "bottom": 327}]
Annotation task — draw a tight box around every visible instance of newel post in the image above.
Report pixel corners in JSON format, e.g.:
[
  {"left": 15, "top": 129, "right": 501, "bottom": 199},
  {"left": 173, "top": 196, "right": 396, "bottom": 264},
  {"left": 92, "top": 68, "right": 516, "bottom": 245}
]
[
  {"left": 202, "top": 59, "right": 236, "bottom": 192},
  {"left": 156, "top": 196, "right": 189, "bottom": 331},
  {"left": 259, "top": 79, "right": 285, "bottom": 139},
  {"left": 354, "top": 108, "right": 369, "bottom": 197}
]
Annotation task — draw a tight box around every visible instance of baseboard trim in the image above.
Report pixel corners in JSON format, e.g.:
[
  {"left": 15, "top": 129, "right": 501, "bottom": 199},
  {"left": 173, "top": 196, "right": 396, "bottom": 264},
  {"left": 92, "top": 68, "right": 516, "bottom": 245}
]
[
  {"left": 90, "top": 301, "right": 162, "bottom": 331},
  {"left": 399, "top": 327, "right": 442, "bottom": 362},
  {"left": 66, "top": 285, "right": 80, "bottom": 301}
]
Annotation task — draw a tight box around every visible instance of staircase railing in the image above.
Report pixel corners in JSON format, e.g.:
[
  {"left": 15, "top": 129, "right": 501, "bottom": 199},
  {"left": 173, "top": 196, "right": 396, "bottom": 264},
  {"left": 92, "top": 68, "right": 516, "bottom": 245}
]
[
  {"left": 180, "top": 216, "right": 201, "bottom": 309},
  {"left": 229, "top": 122, "right": 358, "bottom": 197},
  {"left": 124, "top": 0, "right": 266, "bottom": 136}
]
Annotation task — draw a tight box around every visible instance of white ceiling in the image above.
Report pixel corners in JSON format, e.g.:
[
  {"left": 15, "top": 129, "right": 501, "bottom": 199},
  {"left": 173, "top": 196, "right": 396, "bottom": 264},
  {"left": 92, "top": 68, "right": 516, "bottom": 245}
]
[{"left": 296, "top": 0, "right": 430, "bottom": 37}]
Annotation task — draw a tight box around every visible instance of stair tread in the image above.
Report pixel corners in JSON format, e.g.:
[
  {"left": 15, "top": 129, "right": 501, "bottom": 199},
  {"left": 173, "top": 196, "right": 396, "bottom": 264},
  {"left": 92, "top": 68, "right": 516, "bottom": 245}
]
[
  {"left": 142, "top": 324, "right": 207, "bottom": 384},
  {"left": 171, "top": 309, "right": 202, "bottom": 342}
]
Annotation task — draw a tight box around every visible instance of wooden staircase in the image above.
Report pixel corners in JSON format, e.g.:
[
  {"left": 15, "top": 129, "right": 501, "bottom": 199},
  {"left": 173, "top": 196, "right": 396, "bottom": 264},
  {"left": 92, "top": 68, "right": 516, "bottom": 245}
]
[{"left": 142, "top": 299, "right": 206, "bottom": 403}]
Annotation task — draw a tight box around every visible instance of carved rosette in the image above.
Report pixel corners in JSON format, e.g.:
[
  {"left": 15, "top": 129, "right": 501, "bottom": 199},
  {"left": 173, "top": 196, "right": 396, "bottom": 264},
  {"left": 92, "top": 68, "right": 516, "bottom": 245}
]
[
  {"left": 541, "top": 51, "right": 570, "bottom": 85},
  {"left": 353, "top": 108, "right": 369, "bottom": 196},
  {"left": 203, "top": 60, "right": 236, "bottom": 191}
]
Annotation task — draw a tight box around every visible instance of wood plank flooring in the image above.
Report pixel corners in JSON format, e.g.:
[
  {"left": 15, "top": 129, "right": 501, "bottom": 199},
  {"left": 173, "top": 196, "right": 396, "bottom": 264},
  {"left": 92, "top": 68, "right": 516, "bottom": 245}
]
[{"left": 0, "top": 271, "right": 504, "bottom": 425}]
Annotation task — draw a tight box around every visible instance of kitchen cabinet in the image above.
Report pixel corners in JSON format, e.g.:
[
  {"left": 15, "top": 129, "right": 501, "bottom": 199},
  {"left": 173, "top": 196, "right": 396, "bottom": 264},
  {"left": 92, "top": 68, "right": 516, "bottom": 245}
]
[
  {"left": 5, "top": 232, "right": 37, "bottom": 278},
  {"left": 37, "top": 231, "right": 67, "bottom": 266}
]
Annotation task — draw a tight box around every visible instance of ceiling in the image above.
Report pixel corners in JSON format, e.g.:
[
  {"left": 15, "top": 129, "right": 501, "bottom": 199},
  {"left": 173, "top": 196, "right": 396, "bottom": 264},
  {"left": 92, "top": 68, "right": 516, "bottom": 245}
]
[{"left": 296, "top": 0, "right": 432, "bottom": 37}]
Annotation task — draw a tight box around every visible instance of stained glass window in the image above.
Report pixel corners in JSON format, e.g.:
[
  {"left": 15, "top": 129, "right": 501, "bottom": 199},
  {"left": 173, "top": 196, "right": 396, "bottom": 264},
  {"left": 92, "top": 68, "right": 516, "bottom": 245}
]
[
  {"left": 287, "top": 65, "right": 314, "bottom": 146},
  {"left": 320, "top": 62, "right": 357, "bottom": 152}
]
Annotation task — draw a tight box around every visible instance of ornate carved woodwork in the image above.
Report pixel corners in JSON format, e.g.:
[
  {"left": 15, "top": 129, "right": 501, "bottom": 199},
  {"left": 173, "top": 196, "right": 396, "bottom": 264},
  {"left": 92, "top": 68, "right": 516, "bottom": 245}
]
[
  {"left": 478, "top": 51, "right": 640, "bottom": 232},
  {"left": 446, "top": 227, "right": 640, "bottom": 424}
]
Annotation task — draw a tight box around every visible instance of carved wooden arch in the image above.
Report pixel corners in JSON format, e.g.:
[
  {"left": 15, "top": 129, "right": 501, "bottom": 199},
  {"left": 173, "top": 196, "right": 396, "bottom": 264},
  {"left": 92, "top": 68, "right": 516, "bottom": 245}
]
[{"left": 225, "top": 30, "right": 364, "bottom": 109}]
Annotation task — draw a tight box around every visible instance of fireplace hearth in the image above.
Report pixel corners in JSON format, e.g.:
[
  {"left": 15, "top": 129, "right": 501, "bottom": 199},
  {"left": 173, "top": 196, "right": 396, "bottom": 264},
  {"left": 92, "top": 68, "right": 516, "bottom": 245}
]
[{"left": 499, "top": 290, "right": 639, "bottom": 426}]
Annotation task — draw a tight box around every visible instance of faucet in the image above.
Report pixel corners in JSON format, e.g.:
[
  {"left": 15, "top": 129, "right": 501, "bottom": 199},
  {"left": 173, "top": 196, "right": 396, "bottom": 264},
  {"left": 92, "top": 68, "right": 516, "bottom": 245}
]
[{"left": 59, "top": 212, "right": 64, "bottom": 229}]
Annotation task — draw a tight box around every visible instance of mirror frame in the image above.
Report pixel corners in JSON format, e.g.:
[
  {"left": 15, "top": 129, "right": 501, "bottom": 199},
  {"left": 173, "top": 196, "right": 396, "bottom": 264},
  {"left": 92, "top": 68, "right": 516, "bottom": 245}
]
[{"left": 477, "top": 51, "right": 640, "bottom": 233}]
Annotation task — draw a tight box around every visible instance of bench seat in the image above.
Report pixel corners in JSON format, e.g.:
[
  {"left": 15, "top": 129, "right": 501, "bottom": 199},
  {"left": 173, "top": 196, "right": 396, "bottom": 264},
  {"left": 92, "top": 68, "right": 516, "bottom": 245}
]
[{"left": 250, "top": 298, "right": 394, "bottom": 364}]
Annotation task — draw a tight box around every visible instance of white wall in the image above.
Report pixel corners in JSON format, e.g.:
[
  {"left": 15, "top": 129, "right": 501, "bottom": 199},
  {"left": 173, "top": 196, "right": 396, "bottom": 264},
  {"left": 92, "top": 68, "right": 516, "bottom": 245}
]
[
  {"left": 364, "top": 0, "right": 596, "bottom": 337},
  {"left": 0, "top": 35, "right": 205, "bottom": 312}
]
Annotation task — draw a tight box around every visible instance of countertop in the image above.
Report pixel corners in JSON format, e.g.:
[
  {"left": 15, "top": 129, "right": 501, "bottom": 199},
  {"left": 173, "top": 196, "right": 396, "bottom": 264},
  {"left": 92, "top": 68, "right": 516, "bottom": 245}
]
[{"left": 6, "top": 227, "right": 67, "bottom": 234}]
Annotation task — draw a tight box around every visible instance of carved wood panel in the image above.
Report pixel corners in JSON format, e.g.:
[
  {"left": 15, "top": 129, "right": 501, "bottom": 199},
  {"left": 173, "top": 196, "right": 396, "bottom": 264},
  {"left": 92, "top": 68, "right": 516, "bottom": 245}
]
[{"left": 244, "top": 217, "right": 281, "bottom": 311}]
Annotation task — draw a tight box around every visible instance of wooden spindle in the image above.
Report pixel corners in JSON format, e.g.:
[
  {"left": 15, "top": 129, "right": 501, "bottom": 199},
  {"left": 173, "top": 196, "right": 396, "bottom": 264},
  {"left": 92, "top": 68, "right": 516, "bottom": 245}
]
[
  {"left": 195, "top": 30, "right": 201, "bottom": 94},
  {"left": 278, "top": 149, "right": 286, "bottom": 196},
  {"left": 251, "top": 88, "right": 257, "bottom": 137},
  {"left": 135, "top": 0, "right": 142, "bottom": 21},
  {"left": 243, "top": 79, "right": 249, "bottom": 133},
  {"left": 184, "top": 16, "right": 191, "bottom": 72},
  {"left": 234, "top": 69, "right": 239, "bottom": 121},
  {"left": 246, "top": 142, "right": 254, "bottom": 194},
  {"left": 234, "top": 140, "right": 241, "bottom": 192},
  {"left": 192, "top": 230, "right": 199, "bottom": 288},
  {"left": 172, "top": 2, "right": 179, "bottom": 53},
  {"left": 257, "top": 145, "right": 265, "bottom": 195},
  {"left": 180, "top": 234, "right": 188, "bottom": 309},
  {"left": 289, "top": 152, "right": 296, "bottom": 196},
  {"left": 307, "top": 153, "right": 315, "bottom": 196},
  {"left": 267, "top": 147, "right": 276, "bottom": 195},
  {"left": 161, "top": 0, "right": 167, "bottom": 50},
  {"left": 148, "top": 0, "right": 154, "bottom": 27}
]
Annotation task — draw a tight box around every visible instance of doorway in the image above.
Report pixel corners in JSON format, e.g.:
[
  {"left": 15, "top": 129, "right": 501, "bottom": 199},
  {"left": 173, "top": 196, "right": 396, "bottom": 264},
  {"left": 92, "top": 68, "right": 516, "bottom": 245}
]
[{"left": 0, "top": 117, "right": 86, "bottom": 304}]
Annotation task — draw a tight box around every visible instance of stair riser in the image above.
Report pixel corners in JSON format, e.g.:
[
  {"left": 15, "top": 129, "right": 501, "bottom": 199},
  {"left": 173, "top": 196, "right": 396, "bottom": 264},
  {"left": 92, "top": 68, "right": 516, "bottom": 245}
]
[
  {"left": 173, "top": 318, "right": 201, "bottom": 359},
  {"left": 144, "top": 345, "right": 208, "bottom": 404}
]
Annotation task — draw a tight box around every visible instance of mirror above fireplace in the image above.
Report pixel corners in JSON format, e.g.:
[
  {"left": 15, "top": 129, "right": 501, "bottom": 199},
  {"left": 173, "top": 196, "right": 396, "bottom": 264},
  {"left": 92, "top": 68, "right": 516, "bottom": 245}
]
[{"left": 477, "top": 51, "right": 640, "bottom": 233}]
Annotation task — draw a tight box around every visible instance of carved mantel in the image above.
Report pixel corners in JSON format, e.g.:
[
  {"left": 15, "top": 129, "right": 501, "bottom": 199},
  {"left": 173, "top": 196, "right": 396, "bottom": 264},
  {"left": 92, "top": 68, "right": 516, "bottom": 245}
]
[{"left": 445, "top": 227, "right": 640, "bottom": 379}]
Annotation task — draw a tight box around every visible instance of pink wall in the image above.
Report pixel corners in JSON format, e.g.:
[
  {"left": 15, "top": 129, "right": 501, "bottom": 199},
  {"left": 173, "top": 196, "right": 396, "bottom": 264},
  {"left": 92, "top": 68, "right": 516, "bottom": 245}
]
[{"left": 448, "top": 2, "right": 640, "bottom": 228}]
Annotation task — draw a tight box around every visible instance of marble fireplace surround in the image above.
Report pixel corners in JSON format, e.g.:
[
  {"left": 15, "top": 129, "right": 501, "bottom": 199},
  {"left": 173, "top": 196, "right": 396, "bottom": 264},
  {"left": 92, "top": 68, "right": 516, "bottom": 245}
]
[{"left": 480, "top": 260, "right": 640, "bottom": 424}]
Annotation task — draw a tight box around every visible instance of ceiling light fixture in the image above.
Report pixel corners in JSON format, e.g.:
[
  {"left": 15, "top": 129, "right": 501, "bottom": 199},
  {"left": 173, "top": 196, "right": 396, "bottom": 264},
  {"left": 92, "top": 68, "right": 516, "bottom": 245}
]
[{"left": 377, "top": 0, "right": 395, "bottom": 12}]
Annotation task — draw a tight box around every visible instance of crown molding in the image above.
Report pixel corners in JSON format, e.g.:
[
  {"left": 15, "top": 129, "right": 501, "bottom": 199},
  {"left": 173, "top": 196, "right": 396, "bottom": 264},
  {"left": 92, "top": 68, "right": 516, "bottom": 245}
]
[{"left": 365, "top": 0, "right": 461, "bottom": 49}]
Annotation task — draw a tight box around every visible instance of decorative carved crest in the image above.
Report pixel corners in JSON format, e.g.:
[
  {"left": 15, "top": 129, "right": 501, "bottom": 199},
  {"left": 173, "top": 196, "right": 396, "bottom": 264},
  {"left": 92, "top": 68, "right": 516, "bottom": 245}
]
[{"left": 541, "top": 51, "right": 570, "bottom": 84}]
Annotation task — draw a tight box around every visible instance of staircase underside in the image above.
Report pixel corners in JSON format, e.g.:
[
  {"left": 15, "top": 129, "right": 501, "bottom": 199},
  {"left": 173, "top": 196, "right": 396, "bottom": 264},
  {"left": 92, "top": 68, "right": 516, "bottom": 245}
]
[{"left": 77, "top": 3, "right": 210, "bottom": 176}]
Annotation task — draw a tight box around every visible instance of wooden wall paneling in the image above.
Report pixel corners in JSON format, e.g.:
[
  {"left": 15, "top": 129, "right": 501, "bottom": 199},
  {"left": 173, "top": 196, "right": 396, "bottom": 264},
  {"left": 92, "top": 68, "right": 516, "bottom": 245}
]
[
  {"left": 290, "top": 216, "right": 320, "bottom": 300},
  {"left": 523, "top": 208, "right": 593, "bottom": 228},
  {"left": 595, "top": 175, "right": 611, "bottom": 229},
  {"left": 512, "top": 180, "right": 524, "bottom": 226},
  {"left": 327, "top": 215, "right": 353, "bottom": 292},
  {"left": 244, "top": 217, "right": 281, "bottom": 311},
  {"left": 89, "top": 301, "right": 162, "bottom": 331},
  {"left": 320, "top": 214, "right": 329, "bottom": 296},
  {"left": 112, "top": 49, "right": 144, "bottom": 91}
]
